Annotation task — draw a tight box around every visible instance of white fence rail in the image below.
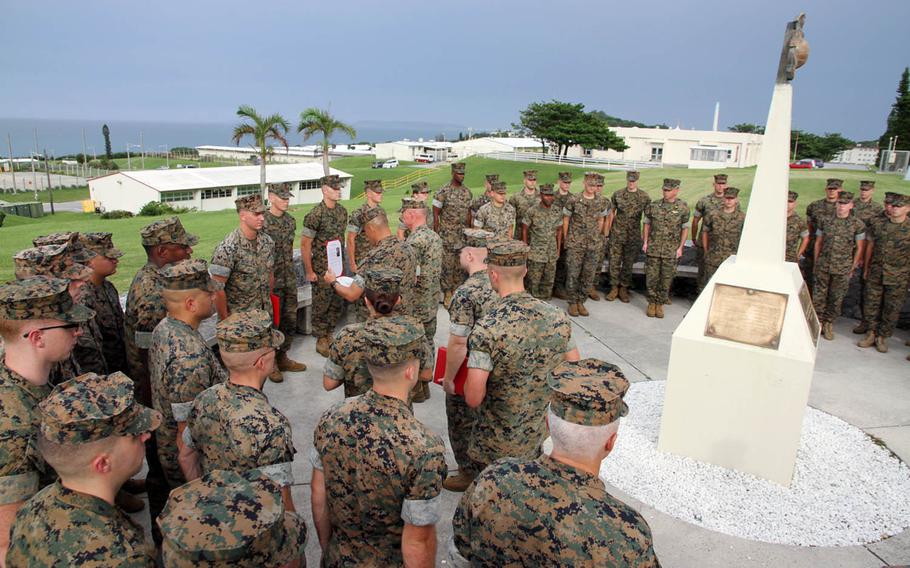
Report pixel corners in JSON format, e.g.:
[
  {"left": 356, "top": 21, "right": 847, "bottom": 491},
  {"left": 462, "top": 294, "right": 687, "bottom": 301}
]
[{"left": 480, "top": 151, "right": 661, "bottom": 170}]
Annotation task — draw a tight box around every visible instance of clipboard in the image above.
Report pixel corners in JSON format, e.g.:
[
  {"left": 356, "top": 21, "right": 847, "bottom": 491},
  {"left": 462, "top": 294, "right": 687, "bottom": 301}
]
[
  {"left": 433, "top": 346, "right": 467, "bottom": 396},
  {"left": 326, "top": 239, "right": 343, "bottom": 276}
]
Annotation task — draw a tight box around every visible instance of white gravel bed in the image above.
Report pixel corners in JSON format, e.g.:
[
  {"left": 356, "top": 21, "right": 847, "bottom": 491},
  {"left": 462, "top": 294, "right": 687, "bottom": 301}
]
[{"left": 600, "top": 381, "right": 910, "bottom": 547}]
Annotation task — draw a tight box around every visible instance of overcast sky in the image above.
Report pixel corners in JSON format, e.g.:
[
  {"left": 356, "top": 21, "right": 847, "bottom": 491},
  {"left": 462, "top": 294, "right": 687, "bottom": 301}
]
[{"left": 3, "top": 0, "right": 908, "bottom": 140}]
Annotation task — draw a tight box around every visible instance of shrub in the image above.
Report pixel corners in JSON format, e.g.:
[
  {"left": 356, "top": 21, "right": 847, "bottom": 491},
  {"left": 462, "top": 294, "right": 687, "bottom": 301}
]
[
  {"left": 100, "top": 209, "right": 133, "bottom": 219},
  {"left": 138, "top": 201, "right": 194, "bottom": 216}
]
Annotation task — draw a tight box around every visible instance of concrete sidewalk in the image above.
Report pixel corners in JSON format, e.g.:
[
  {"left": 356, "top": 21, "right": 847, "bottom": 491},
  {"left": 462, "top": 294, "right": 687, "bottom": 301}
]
[{"left": 136, "top": 290, "right": 910, "bottom": 567}]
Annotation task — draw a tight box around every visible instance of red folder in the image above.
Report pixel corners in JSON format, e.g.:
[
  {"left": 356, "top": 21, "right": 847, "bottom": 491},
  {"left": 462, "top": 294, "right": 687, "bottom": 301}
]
[
  {"left": 433, "top": 346, "right": 468, "bottom": 396},
  {"left": 270, "top": 293, "right": 280, "bottom": 327}
]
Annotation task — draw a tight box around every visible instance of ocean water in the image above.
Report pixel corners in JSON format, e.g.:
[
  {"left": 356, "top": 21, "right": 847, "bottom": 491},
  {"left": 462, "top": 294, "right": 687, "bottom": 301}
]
[{"left": 0, "top": 118, "right": 467, "bottom": 157}]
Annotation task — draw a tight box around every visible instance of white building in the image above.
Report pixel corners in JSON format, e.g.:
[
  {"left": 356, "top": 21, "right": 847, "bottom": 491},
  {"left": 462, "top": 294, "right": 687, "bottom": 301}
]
[
  {"left": 196, "top": 144, "right": 373, "bottom": 164},
  {"left": 451, "top": 137, "right": 545, "bottom": 159},
  {"left": 567, "top": 127, "right": 764, "bottom": 169},
  {"left": 374, "top": 140, "right": 453, "bottom": 162},
  {"left": 89, "top": 163, "right": 352, "bottom": 214},
  {"left": 831, "top": 145, "right": 878, "bottom": 166}
]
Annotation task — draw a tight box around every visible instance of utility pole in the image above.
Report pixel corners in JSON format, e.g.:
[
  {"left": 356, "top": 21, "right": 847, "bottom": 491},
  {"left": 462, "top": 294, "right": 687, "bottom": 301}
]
[
  {"left": 44, "top": 147, "right": 55, "bottom": 214},
  {"left": 81, "top": 128, "right": 88, "bottom": 181},
  {"left": 32, "top": 129, "right": 40, "bottom": 200},
  {"left": 6, "top": 133, "right": 16, "bottom": 193},
  {"left": 127, "top": 144, "right": 131, "bottom": 170},
  {"left": 140, "top": 131, "right": 145, "bottom": 169}
]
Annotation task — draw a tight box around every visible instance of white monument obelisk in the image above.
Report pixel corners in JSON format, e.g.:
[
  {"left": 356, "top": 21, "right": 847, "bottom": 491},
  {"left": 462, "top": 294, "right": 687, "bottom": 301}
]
[{"left": 658, "top": 15, "right": 817, "bottom": 486}]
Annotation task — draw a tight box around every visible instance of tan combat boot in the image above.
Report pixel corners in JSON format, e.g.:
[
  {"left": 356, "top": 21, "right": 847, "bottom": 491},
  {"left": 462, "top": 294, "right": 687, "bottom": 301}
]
[
  {"left": 588, "top": 288, "right": 601, "bottom": 301},
  {"left": 443, "top": 470, "right": 476, "bottom": 493},
  {"left": 857, "top": 331, "right": 876, "bottom": 348},
  {"left": 618, "top": 286, "right": 631, "bottom": 303},
  {"left": 822, "top": 322, "right": 834, "bottom": 341},
  {"left": 268, "top": 368, "right": 284, "bottom": 383},
  {"left": 443, "top": 291, "right": 453, "bottom": 307},
  {"left": 875, "top": 336, "right": 889, "bottom": 353},
  {"left": 277, "top": 351, "right": 307, "bottom": 372},
  {"left": 655, "top": 304, "right": 665, "bottom": 318},
  {"left": 852, "top": 321, "right": 868, "bottom": 334},
  {"left": 316, "top": 336, "right": 332, "bottom": 358},
  {"left": 605, "top": 287, "right": 619, "bottom": 301},
  {"left": 552, "top": 288, "right": 568, "bottom": 300},
  {"left": 646, "top": 303, "right": 656, "bottom": 318},
  {"left": 567, "top": 303, "right": 579, "bottom": 317},
  {"left": 577, "top": 303, "right": 590, "bottom": 317}
]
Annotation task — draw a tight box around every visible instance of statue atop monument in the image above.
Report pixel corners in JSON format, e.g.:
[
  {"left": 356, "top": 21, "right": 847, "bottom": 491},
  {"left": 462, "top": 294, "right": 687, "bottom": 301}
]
[{"left": 778, "top": 14, "right": 809, "bottom": 83}]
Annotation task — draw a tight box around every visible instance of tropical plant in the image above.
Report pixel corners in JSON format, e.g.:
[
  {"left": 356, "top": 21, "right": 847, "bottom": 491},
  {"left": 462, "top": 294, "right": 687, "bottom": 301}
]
[
  {"left": 102, "top": 124, "right": 112, "bottom": 160},
  {"left": 231, "top": 105, "right": 290, "bottom": 195},
  {"left": 297, "top": 107, "right": 357, "bottom": 175}
]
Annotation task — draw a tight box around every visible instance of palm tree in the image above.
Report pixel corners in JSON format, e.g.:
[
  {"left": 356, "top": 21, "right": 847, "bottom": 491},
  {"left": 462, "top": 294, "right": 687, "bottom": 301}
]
[
  {"left": 232, "top": 105, "right": 290, "bottom": 195},
  {"left": 297, "top": 107, "right": 357, "bottom": 175}
]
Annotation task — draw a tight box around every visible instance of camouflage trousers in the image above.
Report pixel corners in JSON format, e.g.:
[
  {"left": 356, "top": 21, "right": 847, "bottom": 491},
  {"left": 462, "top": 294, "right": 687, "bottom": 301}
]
[
  {"left": 527, "top": 259, "right": 557, "bottom": 299},
  {"left": 441, "top": 250, "right": 467, "bottom": 295},
  {"left": 646, "top": 256, "right": 677, "bottom": 304},
  {"left": 274, "top": 283, "right": 297, "bottom": 352},
  {"left": 608, "top": 234, "right": 642, "bottom": 288},
  {"left": 311, "top": 280, "right": 345, "bottom": 338},
  {"left": 446, "top": 393, "right": 479, "bottom": 475},
  {"left": 411, "top": 316, "right": 438, "bottom": 403},
  {"left": 813, "top": 270, "right": 850, "bottom": 323},
  {"left": 694, "top": 244, "right": 706, "bottom": 292},
  {"left": 565, "top": 246, "right": 603, "bottom": 304},
  {"left": 803, "top": 237, "right": 817, "bottom": 293},
  {"left": 553, "top": 248, "right": 568, "bottom": 294},
  {"left": 862, "top": 274, "right": 910, "bottom": 337}
]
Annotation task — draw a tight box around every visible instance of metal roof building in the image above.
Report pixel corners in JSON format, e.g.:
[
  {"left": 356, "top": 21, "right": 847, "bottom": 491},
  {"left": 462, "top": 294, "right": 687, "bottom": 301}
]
[{"left": 88, "top": 163, "right": 351, "bottom": 214}]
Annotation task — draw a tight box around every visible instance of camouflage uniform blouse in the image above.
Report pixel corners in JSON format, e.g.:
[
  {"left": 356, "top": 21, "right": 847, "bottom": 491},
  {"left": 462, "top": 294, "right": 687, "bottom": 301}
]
[
  {"left": 693, "top": 192, "right": 727, "bottom": 238},
  {"left": 125, "top": 262, "right": 168, "bottom": 365},
  {"left": 186, "top": 382, "right": 296, "bottom": 487},
  {"left": 473, "top": 202, "right": 516, "bottom": 240},
  {"left": 263, "top": 209, "right": 298, "bottom": 290},
  {"left": 452, "top": 455, "right": 660, "bottom": 568},
  {"left": 149, "top": 317, "right": 227, "bottom": 487},
  {"left": 786, "top": 213, "right": 809, "bottom": 263},
  {"left": 470, "top": 194, "right": 490, "bottom": 216},
  {"left": 311, "top": 389, "right": 447, "bottom": 568},
  {"left": 6, "top": 481, "right": 156, "bottom": 568},
  {"left": 610, "top": 187, "right": 652, "bottom": 239},
  {"left": 854, "top": 199, "right": 884, "bottom": 228},
  {"left": 210, "top": 228, "right": 275, "bottom": 313},
  {"left": 449, "top": 270, "right": 499, "bottom": 338},
  {"left": 467, "top": 292, "right": 574, "bottom": 467},
  {"left": 81, "top": 280, "right": 127, "bottom": 373},
  {"left": 72, "top": 307, "right": 108, "bottom": 375},
  {"left": 805, "top": 198, "right": 837, "bottom": 232},
  {"left": 553, "top": 190, "right": 573, "bottom": 213},
  {"left": 301, "top": 200, "right": 348, "bottom": 275},
  {"left": 433, "top": 183, "right": 472, "bottom": 250},
  {"left": 353, "top": 236, "right": 419, "bottom": 317},
  {"left": 347, "top": 203, "right": 380, "bottom": 266},
  {"left": 0, "top": 364, "right": 52, "bottom": 505},
  {"left": 522, "top": 203, "right": 563, "bottom": 263},
  {"left": 405, "top": 224, "right": 444, "bottom": 323},
  {"left": 866, "top": 217, "right": 910, "bottom": 285},
  {"left": 644, "top": 199, "right": 691, "bottom": 258},
  {"left": 563, "top": 193, "right": 611, "bottom": 251},
  {"left": 816, "top": 216, "right": 865, "bottom": 275},
  {"left": 508, "top": 191, "right": 539, "bottom": 227},
  {"left": 703, "top": 209, "right": 746, "bottom": 267}
]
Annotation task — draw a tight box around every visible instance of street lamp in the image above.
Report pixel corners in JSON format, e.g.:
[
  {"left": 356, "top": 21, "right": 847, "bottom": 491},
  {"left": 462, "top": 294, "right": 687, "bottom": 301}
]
[
  {"left": 159, "top": 144, "right": 169, "bottom": 168},
  {"left": 126, "top": 143, "right": 142, "bottom": 170}
]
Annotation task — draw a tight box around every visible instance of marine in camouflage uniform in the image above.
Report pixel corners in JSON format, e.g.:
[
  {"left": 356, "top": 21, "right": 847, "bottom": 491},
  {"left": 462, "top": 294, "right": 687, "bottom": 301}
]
[
  {"left": 508, "top": 169, "right": 540, "bottom": 235},
  {"left": 159, "top": 469, "right": 306, "bottom": 568},
  {"left": 473, "top": 181, "right": 516, "bottom": 239},
  {"left": 302, "top": 175, "right": 348, "bottom": 354},
  {"left": 263, "top": 183, "right": 307, "bottom": 374},
  {"left": 451, "top": 358, "right": 660, "bottom": 568},
  {"left": 552, "top": 171, "right": 574, "bottom": 298},
  {"left": 433, "top": 162, "right": 472, "bottom": 298},
  {"left": 403, "top": 197, "right": 443, "bottom": 353},
  {"left": 563, "top": 172, "right": 610, "bottom": 316},
  {"left": 804, "top": 178, "right": 843, "bottom": 291},
  {"left": 692, "top": 173, "right": 730, "bottom": 292},
  {"left": 0, "top": 277, "right": 93, "bottom": 551},
  {"left": 469, "top": 174, "right": 498, "bottom": 218},
  {"left": 606, "top": 170, "right": 651, "bottom": 302},
  {"left": 466, "top": 241, "right": 576, "bottom": 471},
  {"left": 851, "top": 180, "right": 884, "bottom": 333},
  {"left": 443, "top": 230, "right": 499, "bottom": 492},
  {"left": 7, "top": 371, "right": 160, "bottom": 568},
  {"left": 312, "top": 317, "right": 447, "bottom": 567},
  {"left": 398, "top": 181, "right": 431, "bottom": 241},
  {"left": 643, "top": 178, "right": 690, "bottom": 318},
  {"left": 858, "top": 193, "right": 910, "bottom": 352},
  {"left": 347, "top": 179, "right": 384, "bottom": 270},
  {"left": 522, "top": 183, "right": 563, "bottom": 299},
  {"left": 702, "top": 187, "right": 746, "bottom": 283},
  {"left": 149, "top": 260, "right": 227, "bottom": 490},
  {"left": 186, "top": 310, "right": 296, "bottom": 489},
  {"left": 79, "top": 232, "right": 128, "bottom": 374},
  {"left": 813, "top": 191, "right": 866, "bottom": 339},
  {"left": 786, "top": 191, "right": 810, "bottom": 263}
]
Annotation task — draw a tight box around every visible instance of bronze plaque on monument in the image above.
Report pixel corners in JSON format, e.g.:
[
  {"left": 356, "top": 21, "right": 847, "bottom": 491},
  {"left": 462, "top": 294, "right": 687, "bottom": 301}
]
[
  {"left": 705, "top": 284, "right": 788, "bottom": 349},
  {"left": 798, "top": 282, "right": 820, "bottom": 346}
]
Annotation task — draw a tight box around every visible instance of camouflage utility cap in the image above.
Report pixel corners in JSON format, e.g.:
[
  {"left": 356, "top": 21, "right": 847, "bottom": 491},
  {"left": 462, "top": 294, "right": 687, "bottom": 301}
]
[
  {"left": 826, "top": 178, "right": 844, "bottom": 189},
  {"left": 14, "top": 244, "right": 93, "bottom": 281},
  {"left": 859, "top": 180, "right": 875, "bottom": 191},
  {"left": 487, "top": 239, "right": 530, "bottom": 267},
  {"left": 141, "top": 216, "right": 199, "bottom": 247},
  {"left": 159, "top": 469, "right": 306, "bottom": 567},
  {"left": 363, "top": 207, "right": 387, "bottom": 223},
  {"left": 558, "top": 171, "right": 572, "bottom": 182},
  {"left": 523, "top": 170, "right": 537, "bottom": 180},
  {"left": 723, "top": 187, "right": 740, "bottom": 198},
  {"left": 33, "top": 231, "right": 80, "bottom": 248},
  {"left": 216, "top": 309, "right": 283, "bottom": 353},
  {"left": 548, "top": 358, "right": 630, "bottom": 426},
  {"left": 235, "top": 194, "right": 266, "bottom": 213},
  {"left": 627, "top": 170, "right": 640, "bottom": 182},
  {"left": 364, "top": 179, "right": 384, "bottom": 193},
  {"left": 713, "top": 174, "right": 728, "bottom": 183},
  {"left": 321, "top": 174, "right": 342, "bottom": 189},
  {"left": 491, "top": 181, "right": 507, "bottom": 194},
  {"left": 461, "top": 228, "right": 493, "bottom": 249},
  {"left": 362, "top": 317, "right": 425, "bottom": 366},
  {"left": 884, "top": 192, "right": 897, "bottom": 204},
  {"left": 399, "top": 197, "right": 423, "bottom": 211},
  {"left": 485, "top": 174, "right": 499, "bottom": 183},
  {"left": 788, "top": 191, "right": 799, "bottom": 202},
  {"left": 892, "top": 194, "right": 910, "bottom": 207},
  {"left": 80, "top": 232, "right": 124, "bottom": 259},
  {"left": 663, "top": 178, "right": 681, "bottom": 190},
  {"left": 539, "top": 183, "right": 555, "bottom": 196},
  {"left": 160, "top": 259, "right": 221, "bottom": 292},
  {"left": 0, "top": 276, "right": 94, "bottom": 322},
  {"left": 364, "top": 267, "right": 403, "bottom": 296},
  {"left": 268, "top": 182, "right": 293, "bottom": 199},
  {"left": 837, "top": 191, "right": 854, "bottom": 204},
  {"left": 411, "top": 181, "right": 429, "bottom": 193},
  {"left": 33, "top": 233, "right": 97, "bottom": 265},
  {"left": 451, "top": 162, "right": 466, "bottom": 174},
  {"left": 39, "top": 371, "right": 161, "bottom": 444}
]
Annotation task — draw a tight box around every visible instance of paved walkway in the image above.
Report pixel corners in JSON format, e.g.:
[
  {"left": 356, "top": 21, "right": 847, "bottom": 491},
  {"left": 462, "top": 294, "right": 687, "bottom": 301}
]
[{"left": 134, "top": 289, "right": 910, "bottom": 567}]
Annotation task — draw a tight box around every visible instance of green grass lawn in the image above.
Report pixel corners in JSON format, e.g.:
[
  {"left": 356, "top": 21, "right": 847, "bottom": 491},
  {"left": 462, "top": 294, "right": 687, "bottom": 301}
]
[
  {"left": 1, "top": 156, "right": 907, "bottom": 291},
  {"left": 0, "top": 186, "right": 90, "bottom": 203},
  {"left": 111, "top": 157, "right": 237, "bottom": 170}
]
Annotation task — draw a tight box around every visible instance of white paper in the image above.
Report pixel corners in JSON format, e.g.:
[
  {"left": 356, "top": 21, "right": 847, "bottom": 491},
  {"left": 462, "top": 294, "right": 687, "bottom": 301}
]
[
  {"left": 326, "top": 239, "right": 343, "bottom": 276},
  {"left": 335, "top": 276, "right": 354, "bottom": 287}
]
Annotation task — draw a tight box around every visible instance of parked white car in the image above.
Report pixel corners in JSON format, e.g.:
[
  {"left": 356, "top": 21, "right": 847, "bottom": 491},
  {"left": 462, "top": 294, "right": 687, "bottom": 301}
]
[
  {"left": 414, "top": 153, "right": 435, "bottom": 163},
  {"left": 381, "top": 159, "right": 399, "bottom": 169}
]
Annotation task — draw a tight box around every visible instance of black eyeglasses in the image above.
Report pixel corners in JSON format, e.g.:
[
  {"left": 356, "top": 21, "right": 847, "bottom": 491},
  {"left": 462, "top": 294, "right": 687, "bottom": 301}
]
[{"left": 23, "top": 323, "right": 80, "bottom": 338}]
